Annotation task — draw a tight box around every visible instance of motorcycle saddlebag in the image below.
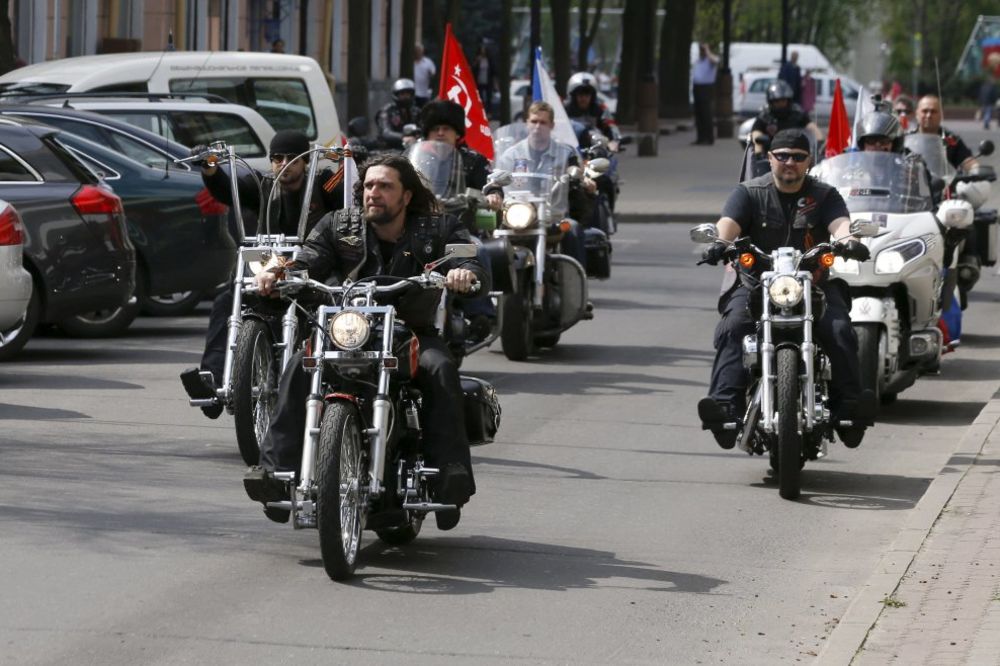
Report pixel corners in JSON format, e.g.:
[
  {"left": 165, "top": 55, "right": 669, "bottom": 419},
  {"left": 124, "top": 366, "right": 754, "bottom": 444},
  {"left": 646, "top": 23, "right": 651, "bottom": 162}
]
[
  {"left": 583, "top": 227, "right": 611, "bottom": 279},
  {"left": 974, "top": 208, "right": 998, "bottom": 266},
  {"left": 460, "top": 375, "right": 501, "bottom": 446}
]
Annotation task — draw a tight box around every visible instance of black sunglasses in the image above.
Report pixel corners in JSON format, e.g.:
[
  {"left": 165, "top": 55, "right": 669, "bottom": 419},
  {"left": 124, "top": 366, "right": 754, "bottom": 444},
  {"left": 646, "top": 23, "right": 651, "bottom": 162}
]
[
  {"left": 269, "top": 153, "right": 297, "bottom": 164},
  {"left": 770, "top": 151, "right": 810, "bottom": 163}
]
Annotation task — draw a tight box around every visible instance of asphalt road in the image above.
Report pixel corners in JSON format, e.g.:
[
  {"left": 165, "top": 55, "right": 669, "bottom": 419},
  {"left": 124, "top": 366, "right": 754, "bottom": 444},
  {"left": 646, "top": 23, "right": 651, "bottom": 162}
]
[{"left": 3, "top": 223, "right": 1000, "bottom": 665}]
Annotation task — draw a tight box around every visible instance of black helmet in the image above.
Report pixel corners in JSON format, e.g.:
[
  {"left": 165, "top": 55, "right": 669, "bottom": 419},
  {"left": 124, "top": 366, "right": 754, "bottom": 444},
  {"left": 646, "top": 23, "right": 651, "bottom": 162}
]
[
  {"left": 765, "top": 79, "right": 794, "bottom": 103},
  {"left": 857, "top": 110, "right": 903, "bottom": 152},
  {"left": 392, "top": 78, "right": 415, "bottom": 102}
]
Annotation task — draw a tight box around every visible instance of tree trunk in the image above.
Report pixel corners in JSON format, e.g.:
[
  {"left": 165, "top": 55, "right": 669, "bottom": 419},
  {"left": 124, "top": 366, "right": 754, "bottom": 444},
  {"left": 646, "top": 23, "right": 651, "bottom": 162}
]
[
  {"left": 659, "top": 0, "right": 696, "bottom": 118},
  {"left": 499, "top": 0, "right": 513, "bottom": 123},
  {"left": 423, "top": 0, "right": 444, "bottom": 71},
  {"left": 577, "top": 0, "right": 605, "bottom": 72},
  {"left": 347, "top": 1, "right": 370, "bottom": 123},
  {"left": 551, "top": 0, "right": 571, "bottom": 96},
  {"left": 617, "top": 0, "right": 642, "bottom": 124},
  {"left": 400, "top": 0, "right": 417, "bottom": 79},
  {"left": 0, "top": 0, "right": 15, "bottom": 75}
]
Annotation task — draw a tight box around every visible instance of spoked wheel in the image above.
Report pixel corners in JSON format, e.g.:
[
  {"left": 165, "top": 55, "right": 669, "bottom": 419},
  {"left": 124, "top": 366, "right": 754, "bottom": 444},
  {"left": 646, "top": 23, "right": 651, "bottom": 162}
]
[
  {"left": 776, "top": 347, "right": 803, "bottom": 500},
  {"left": 500, "top": 288, "right": 533, "bottom": 361},
  {"left": 231, "top": 319, "right": 277, "bottom": 466},
  {"left": 316, "top": 401, "right": 367, "bottom": 580},
  {"left": 376, "top": 515, "right": 423, "bottom": 546}
]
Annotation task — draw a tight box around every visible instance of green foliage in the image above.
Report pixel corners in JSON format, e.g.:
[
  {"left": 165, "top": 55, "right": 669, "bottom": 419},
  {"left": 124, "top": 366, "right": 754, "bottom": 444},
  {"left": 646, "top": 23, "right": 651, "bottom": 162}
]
[{"left": 695, "top": 0, "right": 873, "bottom": 68}]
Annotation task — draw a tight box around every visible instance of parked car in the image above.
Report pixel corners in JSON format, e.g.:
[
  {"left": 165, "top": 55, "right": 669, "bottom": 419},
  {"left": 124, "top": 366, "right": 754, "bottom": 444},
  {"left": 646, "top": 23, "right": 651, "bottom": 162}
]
[
  {"left": 0, "top": 118, "right": 135, "bottom": 359},
  {"left": 0, "top": 199, "right": 32, "bottom": 357},
  {"left": 44, "top": 99, "right": 275, "bottom": 171},
  {"left": 0, "top": 51, "right": 341, "bottom": 144},
  {"left": 52, "top": 131, "right": 236, "bottom": 319},
  {"left": 736, "top": 68, "right": 861, "bottom": 122}
]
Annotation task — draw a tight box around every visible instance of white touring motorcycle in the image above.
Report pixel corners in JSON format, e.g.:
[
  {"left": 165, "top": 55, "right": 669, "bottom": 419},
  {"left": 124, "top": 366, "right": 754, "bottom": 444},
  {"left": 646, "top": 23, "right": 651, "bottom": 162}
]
[
  {"left": 815, "top": 151, "right": 970, "bottom": 404},
  {"left": 181, "top": 142, "right": 346, "bottom": 464},
  {"left": 263, "top": 246, "right": 501, "bottom": 580},
  {"left": 692, "top": 220, "right": 879, "bottom": 501}
]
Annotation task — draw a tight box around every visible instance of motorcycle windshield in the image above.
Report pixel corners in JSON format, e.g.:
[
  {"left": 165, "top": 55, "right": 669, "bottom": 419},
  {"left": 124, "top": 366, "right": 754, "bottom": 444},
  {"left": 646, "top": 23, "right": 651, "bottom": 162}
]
[
  {"left": 903, "top": 133, "right": 956, "bottom": 181},
  {"left": 404, "top": 140, "right": 466, "bottom": 198},
  {"left": 813, "top": 151, "right": 933, "bottom": 214},
  {"left": 492, "top": 123, "right": 571, "bottom": 220}
]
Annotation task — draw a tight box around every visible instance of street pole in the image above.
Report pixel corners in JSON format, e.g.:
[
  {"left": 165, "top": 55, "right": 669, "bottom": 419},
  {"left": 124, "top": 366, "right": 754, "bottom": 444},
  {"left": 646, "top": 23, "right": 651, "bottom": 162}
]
[
  {"left": 715, "top": 0, "right": 734, "bottom": 139},
  {"left": 530, "top": 0, "right": 540, "bottom": 60},
  {"left": 781, "top": 0, "right": 789, "bottom": 65}
]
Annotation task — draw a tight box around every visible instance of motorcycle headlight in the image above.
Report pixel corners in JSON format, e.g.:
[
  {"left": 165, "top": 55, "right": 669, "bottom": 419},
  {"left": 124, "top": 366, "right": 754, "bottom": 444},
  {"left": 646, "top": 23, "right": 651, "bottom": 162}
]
[
  {"left": 768, "top": 275, "right": 804, "bottom": 308},
  {"left": 874, "top": 239, "right": 925, "bottom": 274},
  {"left": 832, "top": 256, "right": 860, "bottom": 275},
  {"left": 504, "top": 202, "right": 537, "bottom": 230},
  {"left": 328, "top": 311, "right": 370, "bottom": 351}
]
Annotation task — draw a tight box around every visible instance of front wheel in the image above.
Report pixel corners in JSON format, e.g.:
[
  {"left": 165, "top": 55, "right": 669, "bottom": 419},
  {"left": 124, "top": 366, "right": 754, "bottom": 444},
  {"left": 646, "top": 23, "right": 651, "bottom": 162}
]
[
  {"left": 500, "top": 289, "right": 534, "bottom": 361},
  {"left": 231, "top": 319, "right": 277, "bottom": 466},
  {"left": 316, "top": 401, "right": 366, "bottom": 581},
  {"left": 855, "top": 323, "right": 883, "bottom": 407},
  {"left": 776, "top": 347, "right": 802, "bottom": 500}
]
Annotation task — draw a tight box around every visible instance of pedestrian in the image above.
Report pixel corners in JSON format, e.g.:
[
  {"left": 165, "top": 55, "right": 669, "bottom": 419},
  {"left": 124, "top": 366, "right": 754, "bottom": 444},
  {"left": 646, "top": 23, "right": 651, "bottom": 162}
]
[
  {"left": 413, "top": 43, "right": 437, "bottom": 107},
  {"left": 778, "top": 51, "right": 803, "bottom": 105},
  {"left": 472, "top": 44, "right": 496, "bottom": 117},
  {"left": 801, "top": 70, "right": 816, "bottom": 115},
  {"left": 978, "top": 76, "right": 998, "bottom": 130},
  {"left": 691, "top": 42, "right": 718, "bottom": 146}
]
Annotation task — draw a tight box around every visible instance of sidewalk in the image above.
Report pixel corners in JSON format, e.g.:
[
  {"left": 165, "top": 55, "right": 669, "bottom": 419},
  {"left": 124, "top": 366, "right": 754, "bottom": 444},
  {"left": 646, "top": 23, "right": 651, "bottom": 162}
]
[
  {"left": 614, "top": 119, "right": 742, "bottom": 223},
  {"left": 818, "top": 392, "right": 1000, "bottom": 665}
]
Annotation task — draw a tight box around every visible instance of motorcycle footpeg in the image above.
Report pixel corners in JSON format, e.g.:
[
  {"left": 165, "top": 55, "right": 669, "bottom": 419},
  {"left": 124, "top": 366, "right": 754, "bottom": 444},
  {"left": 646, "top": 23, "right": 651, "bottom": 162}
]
[
  {"left": 401, "top": 501, "right": 458, "bottom": 512},
  {"left": 180, "top": 368, "right": 219, "bottom": 403}
]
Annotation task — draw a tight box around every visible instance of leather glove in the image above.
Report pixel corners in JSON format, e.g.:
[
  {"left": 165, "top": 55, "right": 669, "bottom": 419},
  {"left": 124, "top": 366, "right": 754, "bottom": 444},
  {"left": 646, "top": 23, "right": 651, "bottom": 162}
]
[
  {"left": 700, "top": 241, "right": 728, "bottom": 266},
  {"left": 836, "top": 239, "right": 870, "bottom": 262},
  {"left": 189, "top": 144, "right": 210, "bottom": 168}
]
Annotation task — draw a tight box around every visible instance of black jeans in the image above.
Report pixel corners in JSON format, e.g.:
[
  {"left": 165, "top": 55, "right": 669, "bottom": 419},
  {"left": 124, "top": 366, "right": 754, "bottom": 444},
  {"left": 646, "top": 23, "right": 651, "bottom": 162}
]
[
  {"left": 692, "top": 83, "right": 715, "bottom": 144},
  {"left": 259, "top": 335, "right": 475, "bottom": 492},
  {"left": 708, "top": 282, "right": 860, "bottom": 416},
  {"left": 200, "top": 288, "right": 232, "bottom": 385}
]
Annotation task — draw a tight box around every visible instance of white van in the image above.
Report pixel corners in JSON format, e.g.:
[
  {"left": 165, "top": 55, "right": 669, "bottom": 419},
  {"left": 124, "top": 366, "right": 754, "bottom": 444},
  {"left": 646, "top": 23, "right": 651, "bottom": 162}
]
[
  {"left": 0, "top": 52, "right": 342, "bottom": 144},
  {"left": 690, "top": 42, "right": 834, "bottom": 106}
]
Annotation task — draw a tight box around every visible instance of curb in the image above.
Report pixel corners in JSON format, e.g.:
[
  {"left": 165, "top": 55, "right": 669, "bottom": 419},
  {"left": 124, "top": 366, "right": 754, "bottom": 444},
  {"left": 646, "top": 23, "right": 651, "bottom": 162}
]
[{"left": 816, "top": 388, "right": 1000, "bottom": 665}]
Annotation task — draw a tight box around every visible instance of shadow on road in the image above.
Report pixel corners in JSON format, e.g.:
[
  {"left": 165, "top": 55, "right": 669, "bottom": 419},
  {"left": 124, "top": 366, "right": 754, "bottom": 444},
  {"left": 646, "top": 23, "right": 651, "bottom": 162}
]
[
  {"left": 0, "top": 403, "right": 88, "bottom": 420},
  {"left": 1, "top": 373, "right": 143, "bottom": 391},
  {"left": 530, "top": 343, "right": 713, "bottom": 368},
  {"left": 751, "top": 468, "right": 930, "bottom": 511},
  {"left": 474, "top": 367, "right": 701, "bottom": 396},
  {"left": 875, "top": 399, "right": 986, "bottom": 426},
  {"left": 301, "top": 535, "right": 728, "bottom": 596},
  {"left": 14, "top": 347, "right": 200, "bottom": 365}
]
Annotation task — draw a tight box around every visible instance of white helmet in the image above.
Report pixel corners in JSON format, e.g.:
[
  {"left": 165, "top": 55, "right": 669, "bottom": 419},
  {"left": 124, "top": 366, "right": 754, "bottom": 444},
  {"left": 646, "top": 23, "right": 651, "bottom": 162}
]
[
  {"left": 955, "top": 180, "right": 991, "bottom": 210},
  {"left": 567, "top": 72, "right": 598, "bottom": 97}
]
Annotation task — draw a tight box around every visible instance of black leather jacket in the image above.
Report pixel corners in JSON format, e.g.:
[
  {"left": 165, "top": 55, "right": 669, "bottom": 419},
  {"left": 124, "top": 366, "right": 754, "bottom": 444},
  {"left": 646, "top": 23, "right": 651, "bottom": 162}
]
[{"left": 376, "top": 100, "right": 420, "bottom": 150}]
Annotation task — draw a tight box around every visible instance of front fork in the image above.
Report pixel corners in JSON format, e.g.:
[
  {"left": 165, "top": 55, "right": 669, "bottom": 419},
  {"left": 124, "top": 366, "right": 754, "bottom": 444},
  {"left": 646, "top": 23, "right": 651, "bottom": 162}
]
[
  {"left": 219, "top": 260, "right": 247, "bottom": 405},
  {"left": 759, "top": 278, "right": 817, "bottom": 434}
]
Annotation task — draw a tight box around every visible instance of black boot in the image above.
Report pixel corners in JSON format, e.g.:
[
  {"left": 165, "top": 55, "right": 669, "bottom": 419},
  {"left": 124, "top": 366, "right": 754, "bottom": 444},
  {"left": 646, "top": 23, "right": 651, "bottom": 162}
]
[{"left": 697, "top": 397, "right": 738, "bottom": 449}]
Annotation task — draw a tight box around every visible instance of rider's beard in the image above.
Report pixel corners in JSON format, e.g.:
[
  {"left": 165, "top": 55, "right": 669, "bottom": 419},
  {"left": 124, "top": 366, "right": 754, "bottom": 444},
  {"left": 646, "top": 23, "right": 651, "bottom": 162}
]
[
  {"left": 776, "top": 167, "right": 805, "bottom": 188},
  {"left": 364, "top": 200, "right": 401, "bottom": 226}
]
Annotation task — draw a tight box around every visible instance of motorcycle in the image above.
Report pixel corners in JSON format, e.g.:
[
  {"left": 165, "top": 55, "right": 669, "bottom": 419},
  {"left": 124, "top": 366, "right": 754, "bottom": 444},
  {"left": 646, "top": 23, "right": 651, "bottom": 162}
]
[
  {"left": 692, "top": 220, "right": 878, "bottom": 500},
  {"left": 814, "top": 150, "right": 965, "bottom": 404},
  {"left": 403, "top": 139, "right": 516, "bottom": 360},
  {"left": 180, "top": 141, "right": 347, "bottom": 464},
  {"left": 490, "top": 123, "right": 592, "bottom": 360},
  {"left": 904, "top": 134, "right": 997, "bottom": 310},
  {"left": 260, "top": 245, "right": 501, "bottom": 580}
]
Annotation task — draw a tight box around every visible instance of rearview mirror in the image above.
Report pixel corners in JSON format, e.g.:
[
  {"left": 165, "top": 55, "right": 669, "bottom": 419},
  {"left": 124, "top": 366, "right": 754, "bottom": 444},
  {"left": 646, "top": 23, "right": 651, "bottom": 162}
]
[
  {"left": 690, "top": 223, "right": 719, "bottom": 244},
  {"left": 978, "top": 139, "right": 995, "bottom": 157},
  {"left": 588, "top": 157, "right": 611, "bottom": 174},
  {"left": 444, "top": 243, "right": 478, "bottom": 259},
  {"left": 849, "top": 219, "right": 880, "bottom": 238}
]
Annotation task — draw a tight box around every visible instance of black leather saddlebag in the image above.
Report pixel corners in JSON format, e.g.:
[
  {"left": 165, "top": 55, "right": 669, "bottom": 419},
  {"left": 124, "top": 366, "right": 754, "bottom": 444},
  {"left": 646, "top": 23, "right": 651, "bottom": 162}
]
[
  {"left": 583, "top": 227, "right": 611, "bottom": 279},
  {"left": 461, "top": 375, "right": 500, "bottom": 446}
]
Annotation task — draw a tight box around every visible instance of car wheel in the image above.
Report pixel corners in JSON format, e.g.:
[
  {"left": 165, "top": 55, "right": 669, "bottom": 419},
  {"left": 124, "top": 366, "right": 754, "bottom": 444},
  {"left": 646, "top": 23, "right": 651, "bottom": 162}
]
[
  {"left": 0, "top": 274, "right": 40, "bottom": 361},
  {"left": 58, "top": 300, "right": 139, "bottom": 338}
]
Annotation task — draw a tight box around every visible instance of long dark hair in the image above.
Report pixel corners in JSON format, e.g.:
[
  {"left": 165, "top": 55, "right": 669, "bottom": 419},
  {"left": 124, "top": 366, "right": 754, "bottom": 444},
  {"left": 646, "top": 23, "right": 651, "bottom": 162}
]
[{"left": 353, "top": 153, "right": 440, "bottom": 216}]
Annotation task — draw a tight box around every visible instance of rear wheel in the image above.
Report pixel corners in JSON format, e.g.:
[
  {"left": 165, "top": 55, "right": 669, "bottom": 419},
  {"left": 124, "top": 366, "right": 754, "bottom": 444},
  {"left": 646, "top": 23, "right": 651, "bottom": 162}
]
[
  {"left": 500, "top": 288, "right": 533, "bottom": 361},
  {"left": 140, "top": 290, "right": 202, "bottom": 316},
  {"left": 316, "top": 401, "right": 366, "bottom": 581},
  {"left": 776, "top": 347, "right": 802, "bottom": 500},
  {"left": 0, "top": 274, "right": 40, "bottom": 361},
  {"left": 231, "top": 318, "right": 277, "bottom": 466},
  {"left": 855, "top": 323, "right": 883, "bottom": 407}
]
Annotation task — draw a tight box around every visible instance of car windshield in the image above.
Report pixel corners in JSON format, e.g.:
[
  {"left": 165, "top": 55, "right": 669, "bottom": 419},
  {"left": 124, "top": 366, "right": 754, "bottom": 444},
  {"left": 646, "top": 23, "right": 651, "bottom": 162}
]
[{"left": 813, "top": 151, "right": 933, "bottom": 214}]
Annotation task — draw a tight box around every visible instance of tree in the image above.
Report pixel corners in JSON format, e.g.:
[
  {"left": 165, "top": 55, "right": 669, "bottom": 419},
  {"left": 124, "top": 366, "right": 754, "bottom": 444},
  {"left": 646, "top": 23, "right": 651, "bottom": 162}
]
[
  {"left": 659, "top": 0, "right": 696, "bottom": 118},
  {"left": 0, "top": 0, "right": 15, "bottom": 75},
  {"left": 347, "top": 0, "right": 370, "bottom": 122},
  {"left": 551, "top": 0, "right": 572, "bottom": 95},
  {"left": 616, "top": 0, "right": 642, "bottom": 123},
  {"left": 499, "top": 0, "right": 513, "bottom": 123},
  {"left": 577, "top": 0, "right": 606, "bottom": 71},
  {"left": 400, "top": 0, "right": 418, "bottom": 79}
]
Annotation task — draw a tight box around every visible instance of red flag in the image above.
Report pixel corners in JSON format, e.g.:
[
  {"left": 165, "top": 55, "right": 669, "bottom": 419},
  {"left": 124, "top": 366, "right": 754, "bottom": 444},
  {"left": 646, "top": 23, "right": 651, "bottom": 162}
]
[
  {"left": 825, "top": 78, "right": 850, "bottom": 158},
  {"left": 437, "top": 23, "right": 494, "bottom": 160}
]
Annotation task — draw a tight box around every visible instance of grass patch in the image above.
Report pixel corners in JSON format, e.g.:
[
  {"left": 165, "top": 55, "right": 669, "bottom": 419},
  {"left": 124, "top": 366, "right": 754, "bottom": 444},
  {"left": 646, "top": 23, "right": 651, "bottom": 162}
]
[{"left": 880, "top": 596, "right": 907, "bottom": 608}]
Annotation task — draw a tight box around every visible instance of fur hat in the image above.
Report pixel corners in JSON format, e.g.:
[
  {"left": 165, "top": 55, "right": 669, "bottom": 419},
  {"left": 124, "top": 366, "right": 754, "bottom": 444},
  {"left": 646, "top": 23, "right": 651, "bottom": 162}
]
[{"left": 420, "top": 99, "right": 466, "bottom": 138}]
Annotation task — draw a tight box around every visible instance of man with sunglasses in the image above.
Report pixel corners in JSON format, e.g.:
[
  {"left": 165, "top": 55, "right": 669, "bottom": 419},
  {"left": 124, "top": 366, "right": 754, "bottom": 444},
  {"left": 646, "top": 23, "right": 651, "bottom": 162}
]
[
  {"left": 698, "top": 129, "right": 874, "bottom": 450},
  {"left": 181, "top": 130, "right": 345, "bottom": 419}
]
